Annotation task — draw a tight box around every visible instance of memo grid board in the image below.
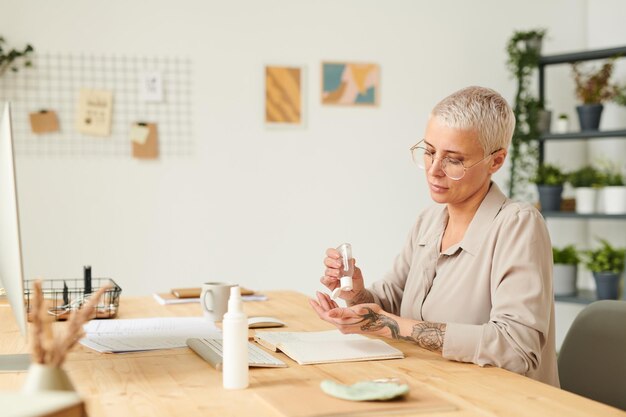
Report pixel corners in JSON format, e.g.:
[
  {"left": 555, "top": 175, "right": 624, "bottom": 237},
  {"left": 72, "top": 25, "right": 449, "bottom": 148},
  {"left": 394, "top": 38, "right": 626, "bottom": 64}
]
[{"left": 0, "top": 53, "right": 193, "bottom": 157}]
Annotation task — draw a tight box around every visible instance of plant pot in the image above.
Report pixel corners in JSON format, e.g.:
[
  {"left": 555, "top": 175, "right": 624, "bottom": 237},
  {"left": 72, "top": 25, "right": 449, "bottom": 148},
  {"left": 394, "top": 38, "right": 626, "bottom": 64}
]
[
  {"left": 553, "top": 264, "right": 577, "bottom": 296},
  {"left": 574, "top": 187, "right": 597, "bottom": 214},
  {"left": 602, "top": 186, "right": 626, "bottom": 214},
  {"left": 523, "top": 37, "right": 543, "bottom": 54},
  {"left": 593, "top": 272, "right": 621, "bottom": 300},
  {"left": 22, "top": 364, "right": 76, "bottom": 393},
  {"left": 536, "top": 110, "right": 552, "bottom": 134},
  {"left": 576, "top": 104, "right": 603, "bottom": 131},
  {"left": 537, "top": 185, "right": 563, "bottom": 211},
  {"left": 555, "top": 118, "right": 569, "bottom": 134}
]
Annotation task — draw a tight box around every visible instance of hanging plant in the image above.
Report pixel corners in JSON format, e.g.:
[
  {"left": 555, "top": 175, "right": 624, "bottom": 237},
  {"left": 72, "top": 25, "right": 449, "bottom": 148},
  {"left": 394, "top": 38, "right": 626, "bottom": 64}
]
[
  {"left": 0, "top": 36, "right": 34, "bottom": 77},
  {"left": 505, "top": 28, "right": 546, "bottom": 200}
]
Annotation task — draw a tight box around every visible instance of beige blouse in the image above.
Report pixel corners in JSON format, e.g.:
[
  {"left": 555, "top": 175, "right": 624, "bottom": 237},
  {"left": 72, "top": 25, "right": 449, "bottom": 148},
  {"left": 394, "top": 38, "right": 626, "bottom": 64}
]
[{"left": 369, "top": 182, "right": 559, "bottom": 387}]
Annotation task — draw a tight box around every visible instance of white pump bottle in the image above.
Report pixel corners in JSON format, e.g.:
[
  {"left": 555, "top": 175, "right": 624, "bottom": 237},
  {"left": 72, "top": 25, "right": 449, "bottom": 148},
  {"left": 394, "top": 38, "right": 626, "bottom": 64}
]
[
  {"left": 332, "top": 243, "right": 354, "bottom": 299},
  {"left": 222, "top": 286, "right": 249, "bottom": 389}
]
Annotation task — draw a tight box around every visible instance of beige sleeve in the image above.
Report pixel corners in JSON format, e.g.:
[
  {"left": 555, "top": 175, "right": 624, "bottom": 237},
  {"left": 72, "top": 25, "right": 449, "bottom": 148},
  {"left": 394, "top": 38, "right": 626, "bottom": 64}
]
[
  {"left": 442, "top": 208, "right": 553, "bottom": 375},
  {"left": 368, "top": 218, "right": 420, "bottom": 316}
]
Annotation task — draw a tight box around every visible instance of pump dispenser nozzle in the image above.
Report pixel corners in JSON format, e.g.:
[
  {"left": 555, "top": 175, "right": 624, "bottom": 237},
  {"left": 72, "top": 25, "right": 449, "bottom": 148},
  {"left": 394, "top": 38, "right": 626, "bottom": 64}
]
[
  {"left": 228, "top": 286, "right": 243, "bottom": 313},
  {"left": 332, "top": 243, "right": 354, "bottom": 299}
]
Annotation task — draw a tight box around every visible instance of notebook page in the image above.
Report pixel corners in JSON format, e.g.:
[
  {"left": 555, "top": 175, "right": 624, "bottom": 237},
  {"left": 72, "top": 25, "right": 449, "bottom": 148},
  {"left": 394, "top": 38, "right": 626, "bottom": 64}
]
[
  {"left": 280, "top": 339, "right": 404, "bottom": 365},
  {"left": 254, "top": 330, "right": 404, "bottom": 365}
]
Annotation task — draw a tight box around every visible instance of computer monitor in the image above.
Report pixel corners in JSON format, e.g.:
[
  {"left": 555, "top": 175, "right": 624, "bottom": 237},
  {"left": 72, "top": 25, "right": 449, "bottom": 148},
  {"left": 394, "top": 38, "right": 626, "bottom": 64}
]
[{"left": 0, "top": 102, "right": 30, "bottom": 371}]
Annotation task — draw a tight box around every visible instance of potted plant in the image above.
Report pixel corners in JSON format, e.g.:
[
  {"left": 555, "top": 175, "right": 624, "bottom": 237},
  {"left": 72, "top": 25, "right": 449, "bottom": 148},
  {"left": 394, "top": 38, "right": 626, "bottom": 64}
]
[
  {"left": 536, "top": 101, "right": 552, "bottom": 134},
  {"left": 555, "top": 113, "right": 569, "bottom": 134},
  {"left": 568, "top": 165, "right": 603, "bottom": 214},
  {"left": 533, "top": 163, "right": 566, "bottom": 211},
  {"left": 571, "top": 58, "right": 619, "bottom": 131},
  {"left": 553, "top": 245, "right": 580, "bottom": 297},
  {"left": 600, "top": 163, "right": 626, "bottom": 214},
  {"left": 583, "top": 239, "right": 626, "bottom": 300},
  {"left": 0, "top": 36, "right": 34, "bottom": 76},
  {"left": 505, "top": 28, "right": 547, "bottom": 201}
]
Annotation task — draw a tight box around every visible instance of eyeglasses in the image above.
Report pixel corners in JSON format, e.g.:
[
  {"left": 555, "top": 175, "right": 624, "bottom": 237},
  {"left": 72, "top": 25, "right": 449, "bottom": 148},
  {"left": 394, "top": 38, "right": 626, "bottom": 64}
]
[{"left": 410, "top": 139, "right": 500, "bottom": 181}]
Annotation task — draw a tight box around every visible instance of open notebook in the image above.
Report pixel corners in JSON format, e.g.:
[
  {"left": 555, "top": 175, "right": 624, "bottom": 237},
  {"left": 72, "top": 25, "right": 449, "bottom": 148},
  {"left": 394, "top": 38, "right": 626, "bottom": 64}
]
[{"left": 254, "top": 330, "right": 404, "bottom": 365}]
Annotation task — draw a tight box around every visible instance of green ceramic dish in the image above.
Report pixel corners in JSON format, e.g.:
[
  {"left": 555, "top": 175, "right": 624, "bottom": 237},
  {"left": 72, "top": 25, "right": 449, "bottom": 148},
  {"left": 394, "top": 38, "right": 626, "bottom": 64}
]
[{"left": 320, "top": 379, "right": 409, "bottom": 401}]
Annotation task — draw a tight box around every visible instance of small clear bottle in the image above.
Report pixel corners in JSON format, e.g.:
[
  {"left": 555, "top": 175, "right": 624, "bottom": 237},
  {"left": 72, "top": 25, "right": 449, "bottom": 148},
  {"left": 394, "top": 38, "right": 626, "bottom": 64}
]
[
  {"left": 332, "top": 243, "right": 354, "bottom": 299},
  {"left": 222, "top": 286, "right": 249, "bottom": 389}
]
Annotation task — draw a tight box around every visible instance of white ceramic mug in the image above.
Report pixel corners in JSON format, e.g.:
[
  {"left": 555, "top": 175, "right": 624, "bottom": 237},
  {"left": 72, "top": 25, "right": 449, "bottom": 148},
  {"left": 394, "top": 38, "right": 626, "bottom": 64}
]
[{"left": 201, "top": 282, "right": 234, "bottom": 322}]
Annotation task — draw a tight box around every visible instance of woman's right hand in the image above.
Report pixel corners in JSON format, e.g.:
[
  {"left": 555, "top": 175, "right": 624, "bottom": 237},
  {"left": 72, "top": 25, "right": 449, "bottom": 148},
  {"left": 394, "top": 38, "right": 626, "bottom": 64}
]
[{"left": 320, "top": 247, "right": 365, "bottom": 302}]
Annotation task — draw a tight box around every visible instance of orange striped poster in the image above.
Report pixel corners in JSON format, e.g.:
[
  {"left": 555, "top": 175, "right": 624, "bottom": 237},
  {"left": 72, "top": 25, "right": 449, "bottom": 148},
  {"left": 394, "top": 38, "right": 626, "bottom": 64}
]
[{"left": 265, "top": 66, "right": 302, "bottom": 124}]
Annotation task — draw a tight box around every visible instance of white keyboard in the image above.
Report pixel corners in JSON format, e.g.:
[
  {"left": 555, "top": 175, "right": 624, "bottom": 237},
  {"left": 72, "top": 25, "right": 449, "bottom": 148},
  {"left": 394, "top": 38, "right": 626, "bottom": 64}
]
[{"left": 187, "top": 337, "right": 287, "bottom": 370}]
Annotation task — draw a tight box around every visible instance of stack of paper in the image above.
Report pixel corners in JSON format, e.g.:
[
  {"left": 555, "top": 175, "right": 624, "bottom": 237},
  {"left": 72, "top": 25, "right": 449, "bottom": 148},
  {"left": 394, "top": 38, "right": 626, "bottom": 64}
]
[
  {"left": 152, "top": 292, "right": 268, "bottom": 305},
  {"left": 254, "top": 330, "right": 404, "bottom": 365},
  {"left": 80, "top": 317, "right": 221, "bottom": 353}
]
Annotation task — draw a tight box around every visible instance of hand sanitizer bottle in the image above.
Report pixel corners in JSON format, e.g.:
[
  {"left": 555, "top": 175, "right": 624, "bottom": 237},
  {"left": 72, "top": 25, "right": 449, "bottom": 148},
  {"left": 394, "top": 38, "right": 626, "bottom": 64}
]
[
  {"left": 222, "top": 286, "right": 249, "bottom": 389},
  {"left": 332, "top": 243, "right": 354, "bottom": 299}
]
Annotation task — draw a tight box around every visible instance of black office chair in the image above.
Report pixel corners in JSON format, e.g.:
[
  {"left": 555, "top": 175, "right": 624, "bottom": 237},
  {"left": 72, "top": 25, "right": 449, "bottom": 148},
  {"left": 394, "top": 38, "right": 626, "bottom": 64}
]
[{"left": 558, "top": 300, "right": 626, "bottom": 411}]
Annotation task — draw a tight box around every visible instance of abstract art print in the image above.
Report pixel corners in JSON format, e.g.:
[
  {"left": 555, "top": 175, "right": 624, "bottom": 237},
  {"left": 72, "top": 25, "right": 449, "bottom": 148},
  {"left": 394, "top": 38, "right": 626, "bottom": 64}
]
[
  {"left": 322, "top": 62, "right": 379, "bottom": 106},
  {"left": 265, "top": 66, "right": 302, "bottom": 125}
]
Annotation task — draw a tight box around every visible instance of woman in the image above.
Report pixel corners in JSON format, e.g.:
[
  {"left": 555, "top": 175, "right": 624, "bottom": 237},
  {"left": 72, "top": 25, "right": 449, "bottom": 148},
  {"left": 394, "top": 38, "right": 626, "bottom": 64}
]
[{"left": 310, "top": 86, "right": 559, "bottom": 387}]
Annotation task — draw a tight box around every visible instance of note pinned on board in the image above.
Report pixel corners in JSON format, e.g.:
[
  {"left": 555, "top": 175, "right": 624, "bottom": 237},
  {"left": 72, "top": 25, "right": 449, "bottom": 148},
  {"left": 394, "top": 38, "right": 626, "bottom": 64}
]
[
  {"left": 131, "top": 122, "right": 159, "bottom": 160},
  {"left": 139, "top": 71, "right": 163, "bottom": 102},
  {"left": 29, "top": 110, "right": 60, "bottom": 134},
  {"left": 129, "top": 123, "right": 150, "bottom": 145},
  {"left": 75, "top": 88, "right": 113, "bottom": 136}
]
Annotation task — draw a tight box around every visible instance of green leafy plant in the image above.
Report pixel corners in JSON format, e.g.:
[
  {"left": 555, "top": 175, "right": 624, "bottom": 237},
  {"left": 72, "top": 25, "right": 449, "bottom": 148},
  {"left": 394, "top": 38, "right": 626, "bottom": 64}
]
[
  {"left": 572, "top": 58, "right": 620, "bottom": 104},
  {"left": 0, "top": 36, "right": 34, "bottom": 77},
  {"left": 568, "top": 165, "right": 603, "bottom": 188},
  {"left": 596, "top": 161, "right": 625, "bottom": 186},
  {"left": 615, "top": 85, "right": 626, "bottom": 106},
  {"left": 505, "top": 28, "right": 547, "bottom": 200},
  {"left": 583, "top": 239, "right": 626, "bottom": 273},
  {"left": 553, "top": 245, "right": 580, "bottom": 265},
  {"left": 533, "top": 164, "right": 566, "bottom": 186}
]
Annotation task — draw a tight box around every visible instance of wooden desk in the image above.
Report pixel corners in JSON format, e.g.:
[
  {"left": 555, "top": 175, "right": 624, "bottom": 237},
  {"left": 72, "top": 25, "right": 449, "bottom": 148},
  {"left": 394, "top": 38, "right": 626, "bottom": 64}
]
[{"left": 1, "top": 291, "right": 623, "bottom": 417}]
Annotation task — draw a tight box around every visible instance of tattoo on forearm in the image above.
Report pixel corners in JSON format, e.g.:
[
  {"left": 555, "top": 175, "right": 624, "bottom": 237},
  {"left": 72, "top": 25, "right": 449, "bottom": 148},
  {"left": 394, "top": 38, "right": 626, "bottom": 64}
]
[
  {"left": 351, "top": 308, "right": 445, "bottom": 352},
  {"left": 401, "top": 322, "right": 446, "bottom": 352},
  {"left": 348, "top": 290, "right": 374, "bottom": 306},
  {"left": 356, "top": 308, "right": 402, "bottom": 338}
]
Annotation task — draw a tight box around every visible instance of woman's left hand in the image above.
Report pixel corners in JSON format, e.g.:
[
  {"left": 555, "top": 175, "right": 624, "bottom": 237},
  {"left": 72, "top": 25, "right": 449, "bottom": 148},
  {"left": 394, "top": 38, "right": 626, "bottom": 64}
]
[{"left": 308, "top": 291, "right": 387, "bottom": 336}]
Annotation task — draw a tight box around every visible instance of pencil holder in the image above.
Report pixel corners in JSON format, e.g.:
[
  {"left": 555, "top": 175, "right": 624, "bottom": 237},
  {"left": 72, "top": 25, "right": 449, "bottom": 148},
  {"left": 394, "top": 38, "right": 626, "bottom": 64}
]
[{"left": 22, "top": 363, "right": 76, "bottom": 393}]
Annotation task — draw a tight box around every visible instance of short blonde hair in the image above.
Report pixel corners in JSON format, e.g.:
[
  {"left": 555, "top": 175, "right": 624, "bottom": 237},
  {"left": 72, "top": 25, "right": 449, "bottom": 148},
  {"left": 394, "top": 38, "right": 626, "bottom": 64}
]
[{"left": 430, "top": 86, "right": 515, "bottom": 155}]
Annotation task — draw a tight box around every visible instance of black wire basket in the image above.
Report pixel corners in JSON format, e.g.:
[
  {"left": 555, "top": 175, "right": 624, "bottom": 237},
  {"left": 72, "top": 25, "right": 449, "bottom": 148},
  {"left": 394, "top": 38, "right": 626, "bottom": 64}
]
[{"left": 24, "top": 278, "right": 122, "bottom": 321}]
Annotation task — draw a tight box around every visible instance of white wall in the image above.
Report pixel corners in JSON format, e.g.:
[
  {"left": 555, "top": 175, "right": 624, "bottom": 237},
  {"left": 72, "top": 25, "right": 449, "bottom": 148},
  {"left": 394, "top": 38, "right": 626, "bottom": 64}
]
[{"left": 1, "top": 0, "right": 599, "bottom": 298}]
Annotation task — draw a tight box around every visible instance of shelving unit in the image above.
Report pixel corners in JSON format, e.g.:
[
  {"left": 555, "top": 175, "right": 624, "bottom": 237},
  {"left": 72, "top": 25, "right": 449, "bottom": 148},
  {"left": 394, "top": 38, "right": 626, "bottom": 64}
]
[
  {"left": 537, "top": 45, "right": 626, "bottom": 164},
  {"left": 542, "top": 211, "right": 626, "bottom": 220},
  {"left": 555, "top": 289, "right": 596, "bottom": 305},
  {"left": 540, "top": 128, "right": 626, "bottom": 141},
  {"left": 537, "top": 45, "right": 626, "bottom": 304}
]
